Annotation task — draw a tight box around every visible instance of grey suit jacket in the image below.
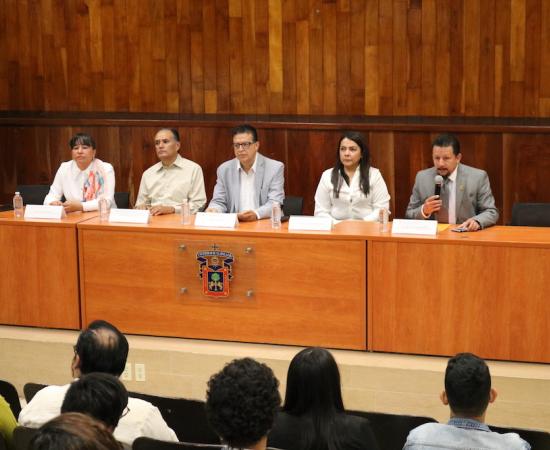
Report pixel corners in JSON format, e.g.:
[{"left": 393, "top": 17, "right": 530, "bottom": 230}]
[
  {"left": 405, "top": 164, "right": 499, "bottom": 228},
  {"left": 207, "top": 153, "right": 285, "bottom": 219}
]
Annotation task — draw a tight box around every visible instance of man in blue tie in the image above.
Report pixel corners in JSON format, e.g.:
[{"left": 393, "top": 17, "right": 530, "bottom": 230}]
[{"left": 405, "top": 133, "right": 498, "bottom": 231}]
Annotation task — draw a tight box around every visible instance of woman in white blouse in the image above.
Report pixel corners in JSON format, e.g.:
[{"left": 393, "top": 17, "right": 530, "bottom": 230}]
[
  {"left": 44, "top": 133, "right": 116, "bottom": 213},
  {"left": 314, "top": 131, "right": 390, "bottom": 221}
]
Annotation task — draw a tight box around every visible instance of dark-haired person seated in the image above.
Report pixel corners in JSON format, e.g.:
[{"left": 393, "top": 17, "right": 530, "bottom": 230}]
[
  {"left": 268, "top": 347, "right": 380, "bottom": 450},
  {"left": 44, "top": 133, "right": 116, "bottom": 213},
  {"left": 30, "top": 412, "right": 121, "bottom": 450},
  {"left": 206, "top": 124, "right": 284, "bottom": 222},
  {"left": 405, "top": 133, "right": 498, "bottom": 231},
  {"left": 0, "top": 394, "right": 16, "bottom": 449},
  {"left": 403, "top": 353, "right": 530, "bottom": 449},
  {"left": 206, "top": 358, "right": 281, "bottom": 450},
  {"left": 61, "top": 373, "right": 128, "bottom": 432},
  {"left": 135, "top": 128, "right": 206, "bottom": 215},
  {"left": 314, "top": 132, "right": 390, "bottom": 221},
  {"left": 19, "top": 320, "right": 177, "bottom": 448}
]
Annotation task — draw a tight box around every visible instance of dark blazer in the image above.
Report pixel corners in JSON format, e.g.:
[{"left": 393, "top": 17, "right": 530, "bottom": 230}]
[{"left": 268, "top": 411, "right": 380, "bottom": 450}]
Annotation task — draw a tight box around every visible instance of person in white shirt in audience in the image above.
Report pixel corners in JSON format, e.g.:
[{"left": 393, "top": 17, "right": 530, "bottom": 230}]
[
  {"left": 205, "top": 358, "right": 281, "bottom": 450},
  {"left": 135, "top": 128, "right": 206, "bottom": 215},
  {"left": 61, "top": 373, "right": 128, "bottom": 433},
  {"left": 44, "top": 133, "right": 116, "bottom": 213},
  {"left": 403, "top": 353, "right": 530, "bottom": 450},
  {"left": 206, "top": 124, "right": 285, "bottom": 222},
  {"left": 314, "top": 131, "right": 390, "bottom": 221},
  {"left": 19, "top": 320, "right": 178, "bottom": 449}
]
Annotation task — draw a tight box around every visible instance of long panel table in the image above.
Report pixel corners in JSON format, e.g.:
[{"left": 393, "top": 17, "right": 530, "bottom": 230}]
[
  {"left": 3, "top": 211, "right": 550, "bottom": 363},
  {"left": 77, "top": 216, "right": 368, "bottom": 350},
  {"left": 0, "top": 210, "right": 96, "bottom": 329},
  {"left": 365, "top": 223, "right": 550, "bottom": 363}
]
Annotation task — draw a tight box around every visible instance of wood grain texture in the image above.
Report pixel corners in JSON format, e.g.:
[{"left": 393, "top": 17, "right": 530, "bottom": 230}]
[
  {"left": 0, "top": 0, "right": 548, "bottom": 116},
  {"left": 79, "top": 223, "right": 367, "bottom": 349},
  {"left": 0, "top": 211, "right": 94, "bottom": 329},
  {"left": 369, "top": 238, "right": 550, "bottom": 363},
  {"left": 4, "top": 116, "right": 550, "bottom": 222}
]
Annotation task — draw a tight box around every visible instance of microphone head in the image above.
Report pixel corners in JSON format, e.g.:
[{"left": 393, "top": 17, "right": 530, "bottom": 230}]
[{"left": 434, "top": 175, "right": 443, "bottom": 186}]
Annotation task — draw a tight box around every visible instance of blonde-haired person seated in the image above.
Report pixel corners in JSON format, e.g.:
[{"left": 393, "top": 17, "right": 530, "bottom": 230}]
[
  {"left": 314, "top": 131, "right": 390, "bottom": 221},
  {"left": 44, "top": 133, "right": 116, "bottom": 213}
]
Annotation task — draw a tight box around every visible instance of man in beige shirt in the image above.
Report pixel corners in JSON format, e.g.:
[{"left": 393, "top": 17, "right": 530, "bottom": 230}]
[{"left": 135, "top": 128, "right": 206, "bottom": 215}]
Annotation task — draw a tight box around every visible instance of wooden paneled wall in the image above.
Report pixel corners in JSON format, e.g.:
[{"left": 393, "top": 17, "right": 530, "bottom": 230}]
[
  {"left": 3, "top": 116, "right": 550, "bottom": 224},
  {"left": 1, "top": 0, "right": 549, "bottom": 116}
]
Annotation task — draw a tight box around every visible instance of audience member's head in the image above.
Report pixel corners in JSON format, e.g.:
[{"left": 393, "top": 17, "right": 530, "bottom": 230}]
[
  {"left": 30, "top": 412, "right": 121, "bottom": 450},
  {"left": 283, "top": 346, "right": 344, "bottom": 415},
  {"left": 72, "top": 320, "right": 129, "bottom": 378},
  {"left": 442, "top": 352, "right": 496, "bottom": 420},
  {"left": 206, "top": 357, "right": 281, "bottom": 450},
  {"left": 61, "top": 373, "right": 129, "bottom": 431}
]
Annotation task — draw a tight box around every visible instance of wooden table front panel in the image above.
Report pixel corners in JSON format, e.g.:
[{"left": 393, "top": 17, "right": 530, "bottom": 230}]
[
  {"left": 79, "top": 229, "right": 367, "bottom": 350},
  {"left": 0, "top": 222, "right": 80, "bottom": 328},
  {"left": 370, "top": 240, "right": 550, "bottom": 363}
]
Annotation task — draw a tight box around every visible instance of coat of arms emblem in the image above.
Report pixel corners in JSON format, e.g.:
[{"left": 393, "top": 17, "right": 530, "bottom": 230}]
[{"left": 196, "top": 244, "right": 235, "bottom": 297}]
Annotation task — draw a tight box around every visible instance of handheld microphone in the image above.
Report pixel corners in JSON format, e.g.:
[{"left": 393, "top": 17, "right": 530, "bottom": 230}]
[{"left": 434, "top": 175, "right": 443, "bottom": 196}]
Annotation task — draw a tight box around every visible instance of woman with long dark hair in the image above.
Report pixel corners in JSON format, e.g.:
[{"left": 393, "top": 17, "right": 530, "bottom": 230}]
[
  {"left": 314, "top": 131, "right": 389, "bottom": 221},
  {"left": 268, "top": 347, "right": 380, "bottom": 450}
]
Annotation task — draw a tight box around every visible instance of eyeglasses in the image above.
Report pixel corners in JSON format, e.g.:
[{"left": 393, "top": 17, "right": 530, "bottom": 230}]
[
  {"left": 121, "top": 406, "right": 130, "bottom": 417},
  {"left": 232, "top": 142, "right": 255, "bottom": 150}
]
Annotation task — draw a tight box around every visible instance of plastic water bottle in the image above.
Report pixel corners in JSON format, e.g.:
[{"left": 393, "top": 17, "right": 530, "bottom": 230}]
[
  {"left": 379, "top": 207, "right": 389, "bottom": 232},
  {"left": 271, "top": 202, "right": 281, "bottom": 229},
  {"left": 13, "top": 192, "right": 23, "bottom": 218},
  {"left": 180, "top": 199, "right": 191, "bottom": 225},
  {"left": 98, "top": 197, "right": 110, "bottom": 222}
]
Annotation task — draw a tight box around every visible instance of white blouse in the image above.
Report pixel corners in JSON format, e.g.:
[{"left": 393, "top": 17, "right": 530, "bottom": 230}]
[
  {"left": 44, "top": 159, "right": 116, "bottom": 211},
  {"left": 314, "top": 166, "right": 390, "bottom": 221}
]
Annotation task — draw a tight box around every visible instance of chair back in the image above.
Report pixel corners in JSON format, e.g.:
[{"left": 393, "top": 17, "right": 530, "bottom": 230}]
[
  {"left": 510, "top": 203, "right": 550, "bottom": 226},
  {"left": 129, "top": 392, "right": 219, "bottom": 443},
  {"left": 15, "top": 185, "right": 51, "bottom": 206},
  {"left": 490, "top": 424, "right": 550, "bottom": 450},
  {"left": 347, "top": 410, "right": 437, "bottom": 450},
  {"left": 133, "top": 438, "right": 223, "bottom": 450},
  {"left": 0, "top": 379, "right": 21, "bottom": 417},
  {"left": 23, "top": 383, "right": 48, "bottom": 403},
  {"left": 13, "top": 426, "right": 37, "bottom": 450},
  {"left": 282, "top": 196, "right": 304, "bottom": 216},
  {"left": 114, "top": 192, "right": 130, "bottom": 209}
]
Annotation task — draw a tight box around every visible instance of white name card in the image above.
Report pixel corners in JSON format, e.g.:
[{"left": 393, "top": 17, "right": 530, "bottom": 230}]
[
  {"left": 391, "top": 219, "right": 438, "bottom": 236},
  {"left": 108, "top": 209, "right": 150, "bottom": 224},
  {"left": 194, "top": 212, "right": 238, "bottom": 228},
  {"left": 24, "top": 205, "right": 65, "bottom": 219},
  {"left": 288, "top": 216, "right": 333, "bottom": 231}
]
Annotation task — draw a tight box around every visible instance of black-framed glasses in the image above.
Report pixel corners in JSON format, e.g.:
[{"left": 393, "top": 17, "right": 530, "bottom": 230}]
[
  {"left": 121, "top": 406, "right": 130, "bottom": 417},
  {"left": 232, "top": 142, "right": 255, "bottom": 150}
]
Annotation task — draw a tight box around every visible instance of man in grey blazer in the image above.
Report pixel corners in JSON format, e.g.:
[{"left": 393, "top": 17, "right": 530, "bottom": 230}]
[
  {"left": 405, "top": 134, "right": 498, "bottom": 231},
  {"left": 207, "top": 124, "right": 285, "bottom": 221}
]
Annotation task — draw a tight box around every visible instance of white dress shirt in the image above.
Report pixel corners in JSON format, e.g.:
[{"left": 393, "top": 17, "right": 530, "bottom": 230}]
[
  {"left": 136, "top": 154, "right": 206, "bottom": 214},
  {"left": 237, "top": 156, "right": 260, "bottom": 218},
  {"left": 314, "top": 166, "right": 390, "bottom": 221},
  {"left": 44, "top": 159, "right": 116, "bottom": 211},
  {"left": 18, "top": 383, "right": 178, "bottom": 450}
]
